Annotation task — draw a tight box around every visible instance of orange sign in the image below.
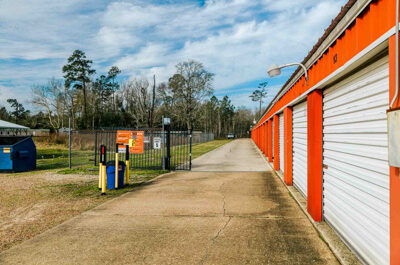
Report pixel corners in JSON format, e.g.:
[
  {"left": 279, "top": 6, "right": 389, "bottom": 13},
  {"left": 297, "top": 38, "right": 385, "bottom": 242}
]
[{"left": 116, "top": 131, "right": 144, "bottom": 154}]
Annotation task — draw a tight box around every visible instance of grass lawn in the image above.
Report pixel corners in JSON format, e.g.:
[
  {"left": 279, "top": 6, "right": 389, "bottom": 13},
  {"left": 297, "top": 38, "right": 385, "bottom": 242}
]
[
  {"left": 0, "top": 139, "right": 232, "bottom": 252},
  {"left": 191, "top": 139, "right": 232, "bottom": 159}
]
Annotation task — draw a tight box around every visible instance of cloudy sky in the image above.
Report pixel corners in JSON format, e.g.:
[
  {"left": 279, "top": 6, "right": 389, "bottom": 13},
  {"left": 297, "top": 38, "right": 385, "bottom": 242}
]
[{"left": 0, "top": 0, "right": 346, "bottom": 111}]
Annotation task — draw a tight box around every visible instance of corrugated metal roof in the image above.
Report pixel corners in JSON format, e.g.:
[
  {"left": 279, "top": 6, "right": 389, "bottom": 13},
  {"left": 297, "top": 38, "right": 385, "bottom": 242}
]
[{"left": 0, "top": 120, "right": 29, "bottom": 129}]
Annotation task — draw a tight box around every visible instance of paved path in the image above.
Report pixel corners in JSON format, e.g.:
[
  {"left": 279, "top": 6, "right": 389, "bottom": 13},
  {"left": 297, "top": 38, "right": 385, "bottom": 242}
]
[{"left": 0, "top": 139, "right": 338, "bottom": 264}]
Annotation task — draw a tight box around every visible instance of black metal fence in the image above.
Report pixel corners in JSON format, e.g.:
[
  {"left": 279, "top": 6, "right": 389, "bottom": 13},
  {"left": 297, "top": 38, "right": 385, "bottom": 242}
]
[
  {"left": 33, "top": 129, "right": 213, "bottom": 171},
  {"left": 92, "top": 129, "right": 193, "bottom": 171}
]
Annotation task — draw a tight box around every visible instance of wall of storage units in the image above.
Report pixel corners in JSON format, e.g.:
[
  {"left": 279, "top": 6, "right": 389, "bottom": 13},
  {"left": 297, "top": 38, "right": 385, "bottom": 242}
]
[{"left": 250, "top": 0, "right": 400, "bottom": 264}]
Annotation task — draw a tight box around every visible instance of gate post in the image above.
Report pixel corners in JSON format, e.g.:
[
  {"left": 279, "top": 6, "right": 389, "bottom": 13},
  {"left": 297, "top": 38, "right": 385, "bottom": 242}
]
[
  {"left": 165, "top": 124, "right": 171, "bottom": 170},
  {"left": 94, "top": 131, "right": 98, "bottom": 166}
]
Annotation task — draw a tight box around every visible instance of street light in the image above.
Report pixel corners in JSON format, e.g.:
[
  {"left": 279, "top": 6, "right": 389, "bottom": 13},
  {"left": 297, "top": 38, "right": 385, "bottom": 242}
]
[{"left": 267, "top": 62, "right": 309, "bottom": 83}]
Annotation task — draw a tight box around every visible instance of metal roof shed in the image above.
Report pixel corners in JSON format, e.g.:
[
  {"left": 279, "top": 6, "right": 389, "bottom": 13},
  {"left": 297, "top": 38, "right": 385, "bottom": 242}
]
[{"left": 0, "top": 120, "right": 30, "bottom": 136}]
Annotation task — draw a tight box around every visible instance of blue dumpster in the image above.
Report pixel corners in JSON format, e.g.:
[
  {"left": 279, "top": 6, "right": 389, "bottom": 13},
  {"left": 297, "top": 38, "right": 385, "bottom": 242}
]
[
  {"left": 106, "top": 161, "right": 125, "bottom": 189},
  {"left": 0, "top": 136, "right": 36, "bottom": 172}
]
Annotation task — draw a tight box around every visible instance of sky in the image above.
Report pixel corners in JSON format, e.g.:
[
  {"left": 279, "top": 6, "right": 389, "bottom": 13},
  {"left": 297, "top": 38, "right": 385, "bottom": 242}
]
[{"left": 0, "top": 0, "right": 346, "bottom": 112}]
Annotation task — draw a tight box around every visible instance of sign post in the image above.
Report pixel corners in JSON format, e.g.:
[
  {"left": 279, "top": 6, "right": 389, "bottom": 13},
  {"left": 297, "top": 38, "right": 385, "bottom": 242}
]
[
  {"left": 162, "top": 118, "right": 171, "bottom": 170},
  {"left": 125, "top": 145, "right": 130, "bottom": 185},
  {"left": 100, "top": 145, "right": 107, "bottom": 195}
]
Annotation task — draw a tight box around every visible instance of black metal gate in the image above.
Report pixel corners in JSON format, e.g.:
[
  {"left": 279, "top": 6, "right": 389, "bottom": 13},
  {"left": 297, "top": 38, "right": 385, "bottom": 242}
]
[{"left": 94, "top": 129, "right": 192, "bottom": 171}]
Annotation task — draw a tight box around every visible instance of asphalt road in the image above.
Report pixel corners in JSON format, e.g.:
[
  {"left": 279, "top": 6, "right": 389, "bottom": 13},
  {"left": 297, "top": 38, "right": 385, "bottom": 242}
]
[{"left": 0, "top": 139, "right": 338, "bottom": 265}]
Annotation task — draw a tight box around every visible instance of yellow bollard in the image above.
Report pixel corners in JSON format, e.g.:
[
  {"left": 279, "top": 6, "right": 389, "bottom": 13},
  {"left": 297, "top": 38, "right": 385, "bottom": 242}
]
[
  {"left": 125, "top": 160, "right": 130, "bottom": 185},
  {"left": 101, "top": 164, "right": 106, "bottom": 194},
  {"left": 115, "top": 144, "right": 119, "bottom": 189},
  {"left": 98, "top": 162, "right": 103, "bottom": 190}
]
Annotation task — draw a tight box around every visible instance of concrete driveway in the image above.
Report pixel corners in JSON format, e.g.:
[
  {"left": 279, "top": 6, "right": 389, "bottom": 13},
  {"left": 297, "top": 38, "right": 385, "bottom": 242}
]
[{"left": 0, "top": 139, "right": 338, "bottom": 265}]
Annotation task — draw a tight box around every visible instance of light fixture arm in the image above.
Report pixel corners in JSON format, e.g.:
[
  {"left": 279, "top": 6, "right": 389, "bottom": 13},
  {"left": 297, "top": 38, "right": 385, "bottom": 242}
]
[{"left": 277, "top": 62, "right": 309, "bottom": 81}]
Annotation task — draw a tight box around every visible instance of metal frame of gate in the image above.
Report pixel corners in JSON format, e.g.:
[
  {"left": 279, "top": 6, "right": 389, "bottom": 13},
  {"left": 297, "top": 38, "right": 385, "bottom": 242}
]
[{"left": 93, "top": 128, "right": 192, "bottom": 171}]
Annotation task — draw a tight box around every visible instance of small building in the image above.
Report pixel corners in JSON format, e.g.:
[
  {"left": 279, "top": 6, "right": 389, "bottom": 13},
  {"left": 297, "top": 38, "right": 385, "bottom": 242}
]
[
  {"left": 32, "top": 129, "right": 50, "bottom": 137},
  {"left": 0, "top": 120, "right": 36, "bottom": 172}
]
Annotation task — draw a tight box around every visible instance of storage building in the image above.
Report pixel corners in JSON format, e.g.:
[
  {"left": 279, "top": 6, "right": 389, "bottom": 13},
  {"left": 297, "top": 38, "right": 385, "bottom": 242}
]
[{"left": 251, "top": 0, "right": 400, "bottom": 264}]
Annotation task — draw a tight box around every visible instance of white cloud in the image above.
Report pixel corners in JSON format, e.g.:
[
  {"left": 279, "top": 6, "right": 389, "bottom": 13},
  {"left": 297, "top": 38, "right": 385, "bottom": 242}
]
[
  {"left": 0, "top": 0, "right": 347, "bottom": 108},
  {"left": 109, "top": 0, "right": 345, "bottom": 91}
]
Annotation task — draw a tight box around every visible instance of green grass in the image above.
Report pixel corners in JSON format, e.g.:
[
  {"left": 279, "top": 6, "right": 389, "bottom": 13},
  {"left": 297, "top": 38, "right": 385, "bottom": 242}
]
[
  {"left": 36, "top": 149, "right": 93, "bottom": 170},
  {"left": 191, "top": 139, "right": 232, "bottom": 159},
  {"left": 41, "top": 169, "right": 169, "bottom": 199}
]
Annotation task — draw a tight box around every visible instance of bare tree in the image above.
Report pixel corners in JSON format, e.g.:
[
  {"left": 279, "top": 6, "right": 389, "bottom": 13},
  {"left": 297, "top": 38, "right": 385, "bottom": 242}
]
[
  {"left": 168, "top": 60, "right": 214, "bottom": 130},
  {"left": 31, "top": 78, "right": 66, "bottom": 130}
]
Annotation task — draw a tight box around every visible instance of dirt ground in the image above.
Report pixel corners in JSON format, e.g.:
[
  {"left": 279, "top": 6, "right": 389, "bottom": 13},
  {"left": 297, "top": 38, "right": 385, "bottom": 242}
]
[{"left": 0, "top": 170, "right": 160, "bottom": 252}]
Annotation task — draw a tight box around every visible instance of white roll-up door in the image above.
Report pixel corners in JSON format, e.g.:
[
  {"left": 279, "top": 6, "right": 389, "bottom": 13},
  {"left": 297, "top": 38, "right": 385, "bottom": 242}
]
[
  {"left": 271, "top": 121, "right": 274, "bottom": 160},
  {"left": 323, "top": 56, "right": 389, "bottom": 265},
  {"left": 279, "top": 113, "right": 284, "bottom": 172},
  {"left": 292, "top": 101, "right": 307, "bottom": 198}
]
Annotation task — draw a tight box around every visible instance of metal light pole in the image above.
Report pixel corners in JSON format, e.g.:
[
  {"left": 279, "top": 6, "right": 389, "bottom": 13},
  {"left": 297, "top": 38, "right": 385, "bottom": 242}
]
[{"left": 267, "top": 62, "right": 309, "bottom": 84}]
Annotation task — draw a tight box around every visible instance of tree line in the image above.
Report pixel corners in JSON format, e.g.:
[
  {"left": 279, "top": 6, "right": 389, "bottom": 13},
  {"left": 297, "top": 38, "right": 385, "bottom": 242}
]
[{"left": 1, "top": 50, "right": 258, "bottom": 138}]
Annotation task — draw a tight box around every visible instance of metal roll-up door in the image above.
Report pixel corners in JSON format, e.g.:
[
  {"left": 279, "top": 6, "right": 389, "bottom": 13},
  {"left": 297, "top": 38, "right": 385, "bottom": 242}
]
[
  {"left": 271, "top": 122, "right": 274, "bottom": 160},
  {"left": 279, "top": 113, "right": 284, "bottom": 172},
  {"left": 322, "top": 56, "right": 389, "bottom": 265},
  {"left": 292, "top": 101, "right": 307, "bottom": 197}
]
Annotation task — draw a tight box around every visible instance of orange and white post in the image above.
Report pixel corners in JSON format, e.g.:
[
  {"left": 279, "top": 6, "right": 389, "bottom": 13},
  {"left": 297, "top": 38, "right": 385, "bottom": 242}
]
[
  {"left": 100, "top": 145, "right": 107, "bottom": 195},
  {"left": 115, "top": 144, "right": 119, "bottom": 189}
]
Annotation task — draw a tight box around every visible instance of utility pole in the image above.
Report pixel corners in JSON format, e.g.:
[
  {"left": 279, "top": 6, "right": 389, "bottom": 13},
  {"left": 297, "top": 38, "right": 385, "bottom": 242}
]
[
  {"left": 68, "top": 117, "right": 72, "bottom": 169},
  {"left": 162, "top": 116, "right": 165, "bottom": 170}
]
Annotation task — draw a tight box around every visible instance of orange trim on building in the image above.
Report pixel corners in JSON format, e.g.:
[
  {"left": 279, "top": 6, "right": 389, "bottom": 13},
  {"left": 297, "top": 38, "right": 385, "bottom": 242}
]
[
  {"left": 284, "top": 107, "right": 293, "bottom": 186},
  {"left": 389, "top": 35, "right": 400, "bottom": 265},
  {"left": 263, "top": 123, "right": 267, "bottom": 155},
  {"left": 307, "top": 90, "right": 323, "bottom": 222},
  {"left": 265, "top": 123, "right": 268, "bottom": 156}
]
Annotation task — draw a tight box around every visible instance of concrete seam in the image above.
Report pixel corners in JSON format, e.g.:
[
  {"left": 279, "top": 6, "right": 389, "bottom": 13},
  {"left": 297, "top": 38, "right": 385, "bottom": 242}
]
[
  {"left": 199, "top": 174, "right": 231, "bottom": 265},
  {"left": 199, "top": 216, "right": 232, "bottom": 265},
  {"left": 220, "top": 182, "right": 226, "bottom": 217}
]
